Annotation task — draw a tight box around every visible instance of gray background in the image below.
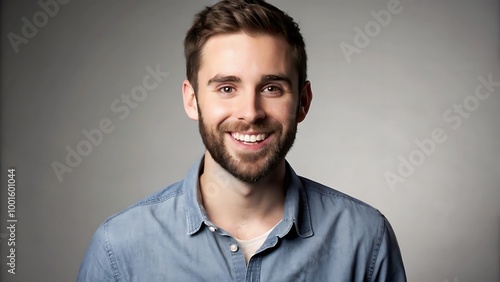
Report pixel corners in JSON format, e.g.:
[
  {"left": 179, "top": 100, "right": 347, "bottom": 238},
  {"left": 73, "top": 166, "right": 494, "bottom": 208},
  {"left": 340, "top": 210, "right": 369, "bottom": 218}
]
[{"left": 1, "top": 0, "right": 499, "bottom": 281}]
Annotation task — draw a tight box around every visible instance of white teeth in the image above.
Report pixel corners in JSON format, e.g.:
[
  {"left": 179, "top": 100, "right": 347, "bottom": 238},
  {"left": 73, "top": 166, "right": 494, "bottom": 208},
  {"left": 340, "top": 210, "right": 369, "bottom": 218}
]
[{"left": 231, "top": 133, "right": 267, "bottom": 143}]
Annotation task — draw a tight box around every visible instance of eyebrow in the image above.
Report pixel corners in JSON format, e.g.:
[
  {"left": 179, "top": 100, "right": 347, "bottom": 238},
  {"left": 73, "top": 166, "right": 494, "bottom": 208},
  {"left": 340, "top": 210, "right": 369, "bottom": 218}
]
[
  {"left": 207, "top": 75, "right": 241, "bottom": 86},
  {"left": 261, "top": 74, "right": 292, "bottom": 87},
  {"left": 207, "top": 74, "right": 292, "bottom": 87}
]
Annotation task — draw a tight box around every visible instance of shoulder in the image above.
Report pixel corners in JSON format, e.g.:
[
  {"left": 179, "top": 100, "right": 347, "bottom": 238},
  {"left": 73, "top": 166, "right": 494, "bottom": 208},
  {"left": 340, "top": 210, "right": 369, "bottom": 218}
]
[
  {"left": 296, "top": 177, "right": 407, "bottom": 281},
  {"left": 298, "top": 176, "right": 385, "bottom": 225},
  {"left": 78, "top": 180, "right": 188, "bottom": 280},
  {"left": 299, "top": 176, "right": 379, "bottom": 210},
  {"left": 113, "top": 180, "right": 184, "bottom": 216},
  {"left": 87, "top": 180, "right": 188, "bottom": 264},
  {"left": 100, "top": 179, "right": 186, "bottom": 238},
  {"left": 297, "top": 176, "right": 398, "bottom": 259}
]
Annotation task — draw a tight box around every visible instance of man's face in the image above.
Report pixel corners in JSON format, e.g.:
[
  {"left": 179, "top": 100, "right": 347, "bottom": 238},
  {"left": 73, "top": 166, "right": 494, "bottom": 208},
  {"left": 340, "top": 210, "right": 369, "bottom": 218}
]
[{"left": 194, "top": 32, "right": 303, "bottom": 183}]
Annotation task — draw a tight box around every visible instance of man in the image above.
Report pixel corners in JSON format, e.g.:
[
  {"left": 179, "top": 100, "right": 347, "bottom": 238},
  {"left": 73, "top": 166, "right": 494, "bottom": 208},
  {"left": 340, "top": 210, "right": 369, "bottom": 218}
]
[{"left": 78, "top": 0, "right": 406, "bottom": 281}]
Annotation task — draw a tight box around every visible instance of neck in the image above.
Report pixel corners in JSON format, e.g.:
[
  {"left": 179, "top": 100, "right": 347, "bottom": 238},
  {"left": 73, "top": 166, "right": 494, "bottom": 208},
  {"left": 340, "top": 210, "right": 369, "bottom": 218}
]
[{"left": 199, "top": 152, "right": 286, "bottom": 240}]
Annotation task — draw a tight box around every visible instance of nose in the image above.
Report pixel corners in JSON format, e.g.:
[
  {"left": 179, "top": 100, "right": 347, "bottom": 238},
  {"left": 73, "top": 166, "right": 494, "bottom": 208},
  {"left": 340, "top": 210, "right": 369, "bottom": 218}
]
[{"left": 235, "top": 91, "right": 266, "bottom": 124}]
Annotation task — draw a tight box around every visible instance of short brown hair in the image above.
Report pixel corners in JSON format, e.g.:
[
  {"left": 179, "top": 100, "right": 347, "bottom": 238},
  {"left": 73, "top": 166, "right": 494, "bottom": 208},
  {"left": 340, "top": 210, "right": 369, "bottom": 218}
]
[{"left": 184, "top": 0, "right": 307, "bottom": 94}]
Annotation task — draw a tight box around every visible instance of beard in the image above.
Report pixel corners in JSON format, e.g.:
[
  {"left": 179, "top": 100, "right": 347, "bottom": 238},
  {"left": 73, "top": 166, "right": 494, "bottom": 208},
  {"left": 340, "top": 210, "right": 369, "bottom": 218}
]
[{"left": 198, "top": 107, "right": 298, "bottom": 183}]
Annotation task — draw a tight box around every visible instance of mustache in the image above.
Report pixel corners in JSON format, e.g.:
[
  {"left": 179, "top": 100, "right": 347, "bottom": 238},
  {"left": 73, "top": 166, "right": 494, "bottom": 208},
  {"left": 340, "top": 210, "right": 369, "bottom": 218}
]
[{"left": 218, "top": 121, "right": 281, "bottom": 132}]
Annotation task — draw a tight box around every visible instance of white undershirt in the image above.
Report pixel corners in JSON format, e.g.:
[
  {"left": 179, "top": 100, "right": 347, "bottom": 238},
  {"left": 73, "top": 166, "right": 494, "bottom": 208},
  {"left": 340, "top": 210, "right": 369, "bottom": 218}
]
[{"left": 234, "top": 223, "right": 278, "bottom": 264}]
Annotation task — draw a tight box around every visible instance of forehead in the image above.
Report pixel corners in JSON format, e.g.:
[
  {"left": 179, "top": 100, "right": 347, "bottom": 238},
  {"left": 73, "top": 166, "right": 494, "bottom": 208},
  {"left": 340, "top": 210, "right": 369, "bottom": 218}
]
[{"left": 198, "top": 32, "right": 295, "bottom": 83}]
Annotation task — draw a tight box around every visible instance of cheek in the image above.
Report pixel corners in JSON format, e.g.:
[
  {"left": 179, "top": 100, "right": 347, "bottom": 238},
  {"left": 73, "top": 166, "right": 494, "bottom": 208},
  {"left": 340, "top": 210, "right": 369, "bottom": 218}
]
[
  {"left": 199, "top": 100, "right": 232, "bottom": 124},
  {"left": 270, "top": 101, "right": 298, "bottom": 124}
]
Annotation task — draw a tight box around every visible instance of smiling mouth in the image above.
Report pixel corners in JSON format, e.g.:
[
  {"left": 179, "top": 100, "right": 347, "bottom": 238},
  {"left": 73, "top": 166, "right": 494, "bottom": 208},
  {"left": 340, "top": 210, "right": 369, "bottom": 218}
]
[{"left": 230, "top": 132, "right": 269, "bottom": 143}]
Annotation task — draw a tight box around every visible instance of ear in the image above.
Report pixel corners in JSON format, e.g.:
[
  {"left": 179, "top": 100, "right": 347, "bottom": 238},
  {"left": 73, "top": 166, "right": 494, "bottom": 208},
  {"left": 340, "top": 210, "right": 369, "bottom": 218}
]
[
  {"left": 296, "top": 80, "right": 312, "bottom": 123},
  {"left": 182, "top": 79, "right": 199, "bottom": 120}
]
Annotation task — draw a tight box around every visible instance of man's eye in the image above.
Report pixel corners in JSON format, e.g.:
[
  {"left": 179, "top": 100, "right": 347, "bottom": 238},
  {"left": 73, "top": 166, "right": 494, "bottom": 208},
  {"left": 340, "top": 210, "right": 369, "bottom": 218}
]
[
  {"left": 219, "top": 86, "right": 234, "bottom": 94},
  {"left": 263, "top": 86, "right": 282, "bottom": 94}
]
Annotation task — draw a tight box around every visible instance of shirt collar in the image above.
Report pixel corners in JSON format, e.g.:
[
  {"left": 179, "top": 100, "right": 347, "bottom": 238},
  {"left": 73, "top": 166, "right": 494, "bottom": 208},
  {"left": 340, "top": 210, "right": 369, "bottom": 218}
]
[
  {"left": 183, "top": 157, "right": 313, "bottom": 238},
  {"left": 184, "top": 157, "right": 207, "bottom": 235},
  {"left": 278, "top": 161, "right": 313, "bottom": 238}
]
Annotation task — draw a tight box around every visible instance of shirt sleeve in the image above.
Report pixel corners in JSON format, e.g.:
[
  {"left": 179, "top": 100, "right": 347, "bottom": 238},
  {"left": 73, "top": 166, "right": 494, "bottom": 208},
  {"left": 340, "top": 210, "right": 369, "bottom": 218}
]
[
  {"left": 368, "top": 215, "right": 407, "bottom": 282},
  {"left": 77, "top": 223, "right": 117, "bottom": 282}
]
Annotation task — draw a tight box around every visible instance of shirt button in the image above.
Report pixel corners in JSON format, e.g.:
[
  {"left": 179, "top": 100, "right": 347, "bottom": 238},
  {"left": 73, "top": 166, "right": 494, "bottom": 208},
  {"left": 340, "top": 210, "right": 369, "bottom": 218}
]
[
  {"left": 230, "top": 244, "right": 239, "bottom": 252},
  {"left": 208, "top": 226, "right": 217, "bottom": 232}
]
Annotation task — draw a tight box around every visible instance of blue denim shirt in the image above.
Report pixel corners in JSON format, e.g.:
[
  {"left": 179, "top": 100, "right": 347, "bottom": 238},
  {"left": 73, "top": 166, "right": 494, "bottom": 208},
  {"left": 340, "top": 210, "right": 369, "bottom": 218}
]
[{"left": 78, "top": 158, "right": 406, "bottom": 281}]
